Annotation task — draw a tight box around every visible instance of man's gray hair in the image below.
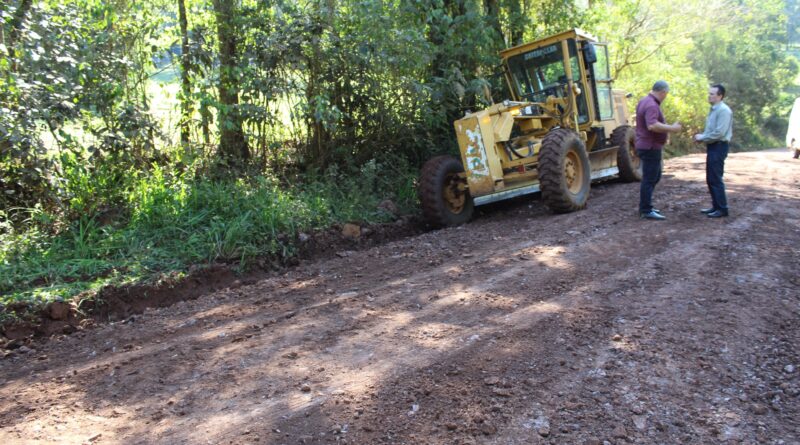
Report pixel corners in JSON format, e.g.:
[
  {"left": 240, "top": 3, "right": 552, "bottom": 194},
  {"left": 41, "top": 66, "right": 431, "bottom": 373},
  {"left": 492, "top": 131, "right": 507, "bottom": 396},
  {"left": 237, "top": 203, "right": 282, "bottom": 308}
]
[{"left": 652, "top": 80, "right": 670, "bottom": 92}]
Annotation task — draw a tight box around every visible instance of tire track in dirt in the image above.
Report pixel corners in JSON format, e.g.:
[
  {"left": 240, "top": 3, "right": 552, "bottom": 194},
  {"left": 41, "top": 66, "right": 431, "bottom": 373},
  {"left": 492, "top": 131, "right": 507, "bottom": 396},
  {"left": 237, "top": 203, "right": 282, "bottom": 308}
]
[
  {"left": 0, "top": 150, "right": 798, "bottom": 445},
  {"left": 329, "top": 176, "right": 768, "bottom": 445}
]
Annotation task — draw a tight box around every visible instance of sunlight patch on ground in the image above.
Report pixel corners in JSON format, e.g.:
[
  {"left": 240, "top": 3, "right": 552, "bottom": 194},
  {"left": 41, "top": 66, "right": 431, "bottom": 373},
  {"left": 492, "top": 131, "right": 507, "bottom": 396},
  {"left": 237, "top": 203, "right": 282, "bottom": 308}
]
[
  {"left": 521, "top": 245, "right": 572, "bottom": 270},
  {"left": 286, "top": 277, "right": 323, "bottom": 291},
  {"left": 493, "top": 301, "right": 563, "bottom": 327}
]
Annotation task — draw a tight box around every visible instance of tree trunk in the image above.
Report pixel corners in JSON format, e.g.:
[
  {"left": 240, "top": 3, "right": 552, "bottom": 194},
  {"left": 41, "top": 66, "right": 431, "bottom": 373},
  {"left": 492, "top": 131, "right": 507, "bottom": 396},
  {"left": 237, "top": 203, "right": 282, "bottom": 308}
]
[
  {"left": 7, "top": 0, "right": 33, "bottom": 70},
  {"left": 0, "top": 1, "right": 6, "bottom": 51},
  {"left": 7, "top": 0, "right": 32, "bottom": 50},
  {"left": 510, "top": 0, "right": 525, "bottom": 46},
  {"left": 178, "top": 0, "right": 192, "bottom": 146},
  {"left": 484, "top": 0, "right": 504, "bottom": 46},
  {"left": 305, "top": 49, "right": 329, "bottom": 170},
  {"left": 201, "top": 100, "right": 211, "bottom": 145},
  {"left": 305, "top": 0, "right": 336, "bottom": 171},
  {"left": 212, "top": 0, "right": 249, "bottom": 170},
  {"left": 440, "top": 0, "right": 465, "bottom": 17},
  {"left": 427, "top": 0, "right": 454, "bottom": 79}
]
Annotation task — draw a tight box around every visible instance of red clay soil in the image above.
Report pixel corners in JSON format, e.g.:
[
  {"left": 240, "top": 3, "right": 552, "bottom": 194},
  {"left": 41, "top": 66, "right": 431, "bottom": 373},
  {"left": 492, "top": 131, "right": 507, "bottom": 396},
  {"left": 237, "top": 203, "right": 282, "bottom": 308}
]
[
  {"left": 1, "top": 220, "right": 427, "bottom": 341},
  {"left": 0, "top": 149, "right": 798, "bottom": 445}
]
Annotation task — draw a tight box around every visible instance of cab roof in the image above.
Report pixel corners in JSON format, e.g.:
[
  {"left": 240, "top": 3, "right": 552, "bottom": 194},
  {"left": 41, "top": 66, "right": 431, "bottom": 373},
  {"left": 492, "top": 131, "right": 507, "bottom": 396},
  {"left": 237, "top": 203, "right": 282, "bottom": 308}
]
[{"left": 499, "top": 28, "right": 599, "bottom": 60}]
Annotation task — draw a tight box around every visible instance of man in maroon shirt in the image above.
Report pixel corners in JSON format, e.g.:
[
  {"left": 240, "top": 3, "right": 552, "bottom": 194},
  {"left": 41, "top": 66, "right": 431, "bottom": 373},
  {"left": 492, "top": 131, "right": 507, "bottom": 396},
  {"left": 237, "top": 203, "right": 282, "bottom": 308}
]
[{"left": 635, "top": 80, "right": 682, "bottom": 220}]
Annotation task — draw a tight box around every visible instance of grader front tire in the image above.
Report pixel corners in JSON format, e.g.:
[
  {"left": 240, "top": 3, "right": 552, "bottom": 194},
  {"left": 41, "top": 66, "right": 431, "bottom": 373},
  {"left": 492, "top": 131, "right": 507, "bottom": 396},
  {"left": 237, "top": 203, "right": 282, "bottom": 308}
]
[
  {"left": 538, "top": 128, "right": 591, "bottom": 213},
  {"left": 418, "top": 155, "right": 474, "bottom": 227},
  {"left": 612, "top": 125, "right": 642, "bottom": 182}
]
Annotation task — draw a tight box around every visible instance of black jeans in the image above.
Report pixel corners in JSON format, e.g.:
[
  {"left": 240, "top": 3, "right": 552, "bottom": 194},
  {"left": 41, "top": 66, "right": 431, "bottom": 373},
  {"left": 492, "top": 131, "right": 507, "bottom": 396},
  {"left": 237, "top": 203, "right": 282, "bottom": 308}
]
[
  {"left": 706, "top": 141, "right": 729, "bottom": 211},
  {"left": 636, "top": 148, "right": 662, "bottom": 214}
]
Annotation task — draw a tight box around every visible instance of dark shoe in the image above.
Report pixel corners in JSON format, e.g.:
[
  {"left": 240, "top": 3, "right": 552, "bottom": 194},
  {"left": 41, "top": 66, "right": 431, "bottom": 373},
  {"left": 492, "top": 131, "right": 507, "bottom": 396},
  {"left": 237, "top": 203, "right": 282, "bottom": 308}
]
[
  {"left": 707, "top": 210, "right": 728, "bottom": 218},
  {"left": 700, "top": 208, "right": 715, "bottom": 214},
  {"left": 640, "top": 210, "right": 666, "bottom": 220}
]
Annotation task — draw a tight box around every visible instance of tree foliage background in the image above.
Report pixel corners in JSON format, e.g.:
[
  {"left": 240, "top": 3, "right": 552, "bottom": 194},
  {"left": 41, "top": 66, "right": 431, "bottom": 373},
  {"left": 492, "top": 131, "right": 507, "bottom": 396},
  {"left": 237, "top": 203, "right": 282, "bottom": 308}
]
[{"left": 2, "top": 0, "right": 798, "bottom": 222}]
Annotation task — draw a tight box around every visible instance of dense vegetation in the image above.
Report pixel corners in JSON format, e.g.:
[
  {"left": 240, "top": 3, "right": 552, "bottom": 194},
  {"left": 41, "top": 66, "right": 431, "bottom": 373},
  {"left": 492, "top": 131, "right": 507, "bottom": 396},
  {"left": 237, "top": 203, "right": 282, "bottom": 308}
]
[{"left": 1, "top": 0, "right": 798, "bottom": 306}]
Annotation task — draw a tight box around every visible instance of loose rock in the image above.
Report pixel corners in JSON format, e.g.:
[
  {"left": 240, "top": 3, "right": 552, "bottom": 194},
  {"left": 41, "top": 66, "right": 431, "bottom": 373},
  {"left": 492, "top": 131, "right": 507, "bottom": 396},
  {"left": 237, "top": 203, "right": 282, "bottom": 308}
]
[
  {"left": 342, "top": 223, "right": 361, "bottom": 239},
  {"left": 47, "top": 301, "right": 71, "bottom": 321},
  {"left": 612, "top": 424, "right": 627, "bottom": 439}
]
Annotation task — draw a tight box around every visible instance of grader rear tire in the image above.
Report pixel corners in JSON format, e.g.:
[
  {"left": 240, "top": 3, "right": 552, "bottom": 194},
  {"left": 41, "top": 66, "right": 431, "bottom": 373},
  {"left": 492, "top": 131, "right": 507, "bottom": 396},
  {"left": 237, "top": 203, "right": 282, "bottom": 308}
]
[
  {"left": 612, "top": 125, "right": 642, "bottom": 182},
  {"left": 538, "top": 128, "right": 591, "bottom": 213},
  {"left": 418, "top": 155, "right": 474, "bottom": 227}
]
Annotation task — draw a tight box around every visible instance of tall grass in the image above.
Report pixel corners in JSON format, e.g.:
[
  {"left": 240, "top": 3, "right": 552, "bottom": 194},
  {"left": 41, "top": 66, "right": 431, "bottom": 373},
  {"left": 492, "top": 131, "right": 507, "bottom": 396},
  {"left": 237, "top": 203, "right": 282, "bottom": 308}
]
[{"left": 0, "top": 157, "right": 418, "bottom": 306}]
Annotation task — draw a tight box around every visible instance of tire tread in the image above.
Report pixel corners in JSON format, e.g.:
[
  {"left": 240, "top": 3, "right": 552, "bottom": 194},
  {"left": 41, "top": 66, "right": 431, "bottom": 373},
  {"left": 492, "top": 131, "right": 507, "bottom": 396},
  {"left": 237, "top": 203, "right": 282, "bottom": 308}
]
[
  {"left": 538, "top": 128, "right": 590, "bottom": 213},
  {"left": 418, "top": 155, "right": 473, "bottom": 227},
  {"left": 612, "top": 125, "right": 641, "bottom": 182}
]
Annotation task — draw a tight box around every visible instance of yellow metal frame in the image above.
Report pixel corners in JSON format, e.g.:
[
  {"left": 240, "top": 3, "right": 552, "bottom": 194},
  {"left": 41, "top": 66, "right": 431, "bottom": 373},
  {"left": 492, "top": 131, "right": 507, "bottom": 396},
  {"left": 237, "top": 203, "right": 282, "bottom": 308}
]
[{"left": 454, "top": 28, "right": 631, "bottom": 200}]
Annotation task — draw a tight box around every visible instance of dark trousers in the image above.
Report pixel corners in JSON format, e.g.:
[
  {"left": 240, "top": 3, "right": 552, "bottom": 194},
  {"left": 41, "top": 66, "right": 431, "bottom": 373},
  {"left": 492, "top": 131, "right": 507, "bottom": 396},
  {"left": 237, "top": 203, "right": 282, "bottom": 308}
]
[
  {"left": 637, "top": 148, "right": 662, "bottom": 213},
  {"left": 706, "top": 141, "right": 729, "bottom": 211}
]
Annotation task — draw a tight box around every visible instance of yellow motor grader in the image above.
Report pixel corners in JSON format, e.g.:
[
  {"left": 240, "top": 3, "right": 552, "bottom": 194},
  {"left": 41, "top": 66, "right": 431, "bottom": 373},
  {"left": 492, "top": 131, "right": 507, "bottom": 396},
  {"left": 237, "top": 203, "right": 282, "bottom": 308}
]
[{"left": 418, "top": 29, "right": 641, "bottom": 226}]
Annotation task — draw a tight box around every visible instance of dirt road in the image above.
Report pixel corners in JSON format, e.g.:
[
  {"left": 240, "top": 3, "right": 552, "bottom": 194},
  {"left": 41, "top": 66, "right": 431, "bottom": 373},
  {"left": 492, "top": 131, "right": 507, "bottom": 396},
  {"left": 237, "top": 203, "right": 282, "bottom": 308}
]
[{"left": 1, "top": 149, "right": 799, "bottom": 445}]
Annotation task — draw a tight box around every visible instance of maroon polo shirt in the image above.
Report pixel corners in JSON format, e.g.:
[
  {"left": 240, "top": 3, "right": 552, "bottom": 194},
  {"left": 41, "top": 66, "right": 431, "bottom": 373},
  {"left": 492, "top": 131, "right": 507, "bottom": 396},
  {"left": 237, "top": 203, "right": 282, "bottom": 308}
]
[{"left": 635, "top": 93, "right": 667, "bottom": 150}]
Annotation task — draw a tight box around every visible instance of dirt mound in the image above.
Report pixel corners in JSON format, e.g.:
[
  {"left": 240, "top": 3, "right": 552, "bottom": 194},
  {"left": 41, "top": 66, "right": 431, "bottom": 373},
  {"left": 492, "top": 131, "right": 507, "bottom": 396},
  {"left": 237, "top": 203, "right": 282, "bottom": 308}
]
[{"left": 1, "top": 218, "right": 427, "bottom": 347}]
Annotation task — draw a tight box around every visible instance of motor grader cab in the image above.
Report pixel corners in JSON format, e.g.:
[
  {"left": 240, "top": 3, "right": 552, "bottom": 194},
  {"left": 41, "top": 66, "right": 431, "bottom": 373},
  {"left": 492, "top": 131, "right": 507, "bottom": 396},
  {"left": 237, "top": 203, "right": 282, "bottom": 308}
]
[{"left": 418, "top": 29, "right": 641, "bottom": 226}]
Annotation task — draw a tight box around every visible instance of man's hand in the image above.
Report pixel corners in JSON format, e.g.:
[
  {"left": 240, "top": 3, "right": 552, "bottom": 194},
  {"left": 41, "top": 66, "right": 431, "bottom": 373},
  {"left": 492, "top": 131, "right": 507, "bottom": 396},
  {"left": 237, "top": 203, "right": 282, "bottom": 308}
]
[
  {"left": 671, "top": 122, "right": 683, "bottom": 132},
  {"left": 693, "top": 134, "right": 703, "bottom": 143}
]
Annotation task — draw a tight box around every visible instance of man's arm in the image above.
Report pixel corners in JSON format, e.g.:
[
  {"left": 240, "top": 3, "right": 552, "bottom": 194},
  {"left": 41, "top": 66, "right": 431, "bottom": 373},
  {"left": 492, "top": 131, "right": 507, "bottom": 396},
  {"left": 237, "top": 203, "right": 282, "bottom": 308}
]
[
  {"left": 697, "top": 107, "right": 732, "bottom": 142},
  {"left": 645, "top": 107, "right": 681, "bottom": 133},
  {"left": 648, "top": 121, "right": 682, "bottom": 133}
]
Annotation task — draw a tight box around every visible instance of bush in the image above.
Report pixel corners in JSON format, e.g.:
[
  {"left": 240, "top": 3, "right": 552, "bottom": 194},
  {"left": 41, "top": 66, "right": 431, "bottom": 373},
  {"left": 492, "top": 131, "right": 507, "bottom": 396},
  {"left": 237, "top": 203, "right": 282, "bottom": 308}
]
[{"left": 0, "top": 158, "right": 418, "bottom": 305}]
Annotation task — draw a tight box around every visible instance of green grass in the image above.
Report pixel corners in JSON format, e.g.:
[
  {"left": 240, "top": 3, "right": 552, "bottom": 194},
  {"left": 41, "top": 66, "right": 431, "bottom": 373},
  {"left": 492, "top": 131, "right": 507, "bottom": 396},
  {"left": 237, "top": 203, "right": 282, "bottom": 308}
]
[
  {"left": 1, "top": 70, "right": 420, "bottom": 309},
  {"left": 0, "top": 162, "right": 418, "bottom": 306}
]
